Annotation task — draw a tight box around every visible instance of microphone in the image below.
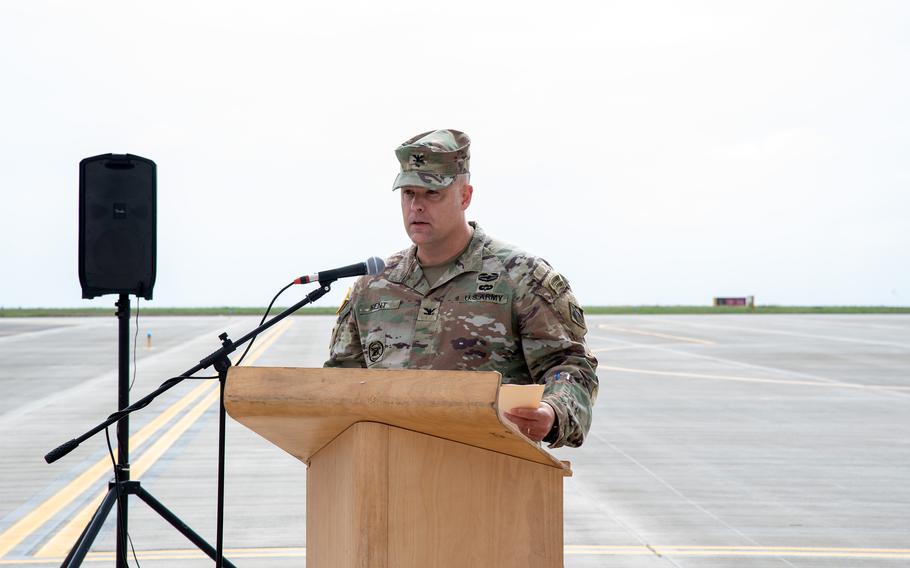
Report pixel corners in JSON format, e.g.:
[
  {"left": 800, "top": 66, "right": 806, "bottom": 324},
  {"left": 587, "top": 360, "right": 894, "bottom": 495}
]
[{"left": 294, "top": 257, "right": 385, "bottom": 284}]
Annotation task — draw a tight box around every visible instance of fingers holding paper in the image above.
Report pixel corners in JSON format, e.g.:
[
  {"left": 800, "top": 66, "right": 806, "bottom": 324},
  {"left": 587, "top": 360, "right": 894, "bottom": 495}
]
[{"left": 504, "top": 402, "right": 556, "bottom": 442}]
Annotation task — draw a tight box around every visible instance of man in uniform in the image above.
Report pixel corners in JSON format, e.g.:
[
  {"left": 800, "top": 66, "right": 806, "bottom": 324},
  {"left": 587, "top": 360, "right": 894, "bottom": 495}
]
[{"left": 325, "top": 129, "right": 598, "bottom": 448}]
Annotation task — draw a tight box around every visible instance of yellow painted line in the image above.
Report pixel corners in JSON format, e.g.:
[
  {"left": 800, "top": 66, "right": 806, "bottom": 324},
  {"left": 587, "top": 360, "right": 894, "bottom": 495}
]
[
  {"left": 598, "top": 324, "right": 715, "bottom": 345},
  {"left": 34, "top": 318, "right": 294, "bottom": 557},
  {"left": 1, "top": 547, "right": 309, "bottom": 564},
  {"left": 601, "top": 364, "right": 910, "bottom": 391},
  {"left": 0, "top": 380, "right": 214, "bottom": 559},
  {"left": 35, "top": 387, "right": 221, "bottom": 556},
  {"left": 4, "top": 545, "right": 910, "bottom": 564},
  {"left": 0, "top": 319, "right": 293, "bottom": 560}
]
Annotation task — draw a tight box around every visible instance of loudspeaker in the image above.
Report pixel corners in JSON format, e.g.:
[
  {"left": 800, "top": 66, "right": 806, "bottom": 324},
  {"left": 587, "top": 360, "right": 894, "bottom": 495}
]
[{"left": 79, "top": 153, "right": 156, "bottom": 300}]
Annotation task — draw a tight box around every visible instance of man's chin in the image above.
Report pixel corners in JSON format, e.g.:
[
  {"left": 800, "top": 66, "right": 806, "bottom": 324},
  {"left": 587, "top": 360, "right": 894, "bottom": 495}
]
[{"left": 406, "top": 225, "right": 433, "bottom": 243}]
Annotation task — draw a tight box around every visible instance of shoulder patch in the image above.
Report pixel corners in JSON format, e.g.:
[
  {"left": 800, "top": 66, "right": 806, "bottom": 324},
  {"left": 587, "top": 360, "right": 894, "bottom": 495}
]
[
  {"left": 531, "top": 262, "right": 550, "bottom": 283},
  {"left": 569, "top": 303, "right": 586, "bottom": 329},
  {"left": 546, "top": 272, "right": 568, "bottom": 296}
]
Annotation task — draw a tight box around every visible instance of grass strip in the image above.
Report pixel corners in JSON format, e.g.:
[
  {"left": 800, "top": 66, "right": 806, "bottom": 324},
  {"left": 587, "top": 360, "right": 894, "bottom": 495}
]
[{"left": 1, "top": 306, "right": 908, "bottom": 317}]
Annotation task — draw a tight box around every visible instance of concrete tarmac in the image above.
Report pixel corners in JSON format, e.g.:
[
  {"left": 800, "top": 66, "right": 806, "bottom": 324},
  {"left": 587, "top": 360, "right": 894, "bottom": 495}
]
[{"left": 0, "top": 314, "right": 908, "bottom": 567}]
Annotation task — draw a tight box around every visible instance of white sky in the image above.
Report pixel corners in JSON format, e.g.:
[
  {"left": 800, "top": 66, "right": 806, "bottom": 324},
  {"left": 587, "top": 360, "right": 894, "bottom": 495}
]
[{"left": 1, "top": 1, "right": 908, "bottom": 308}]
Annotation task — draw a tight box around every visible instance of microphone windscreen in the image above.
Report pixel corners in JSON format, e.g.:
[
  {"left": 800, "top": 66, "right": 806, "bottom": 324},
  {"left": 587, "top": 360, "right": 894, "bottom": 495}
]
[{"left": 365, "top": 256, "right": 385, "bottom": 276}]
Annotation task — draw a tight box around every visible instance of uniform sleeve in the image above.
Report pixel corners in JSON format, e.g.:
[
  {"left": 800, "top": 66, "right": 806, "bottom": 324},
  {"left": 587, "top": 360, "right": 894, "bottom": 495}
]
[
  {"left": 516, "top": 260, "right": 599, "bottom": 448},
  {"left": 324, "top": 286, "right": 367, "bottom": 368}
]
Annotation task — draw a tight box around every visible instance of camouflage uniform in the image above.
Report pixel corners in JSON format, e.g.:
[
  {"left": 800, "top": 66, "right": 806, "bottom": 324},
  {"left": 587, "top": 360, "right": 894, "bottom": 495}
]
[{"left": 325, "top": 222, "right": 599, "bottom": 448}]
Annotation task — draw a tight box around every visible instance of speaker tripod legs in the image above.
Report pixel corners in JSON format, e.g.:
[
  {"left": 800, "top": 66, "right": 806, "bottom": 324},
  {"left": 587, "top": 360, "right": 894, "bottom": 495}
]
[
  {"left": 61, "top": 486, "right": 120, "bottom": 567},
  {"left": 60, "top": 480, "right": 237, "bottom": 568}
]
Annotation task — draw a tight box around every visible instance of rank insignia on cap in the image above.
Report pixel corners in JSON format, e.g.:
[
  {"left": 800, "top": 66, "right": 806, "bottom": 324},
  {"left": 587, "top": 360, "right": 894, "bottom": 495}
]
[{"left": 410, "top": 153, "right": 426, "bottom": 168}]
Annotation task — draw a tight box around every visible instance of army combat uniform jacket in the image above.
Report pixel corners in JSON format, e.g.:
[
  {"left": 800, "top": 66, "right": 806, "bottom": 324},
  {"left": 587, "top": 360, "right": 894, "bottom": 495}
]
[{"left": 325, "top": 223, "right": 598, "bottom": 448}]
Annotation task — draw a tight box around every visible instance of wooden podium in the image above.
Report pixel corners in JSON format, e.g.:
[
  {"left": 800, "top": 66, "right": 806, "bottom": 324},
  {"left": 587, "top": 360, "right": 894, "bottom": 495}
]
[{"left": 224, "top": 367, "right": 571, "bottom": 567}]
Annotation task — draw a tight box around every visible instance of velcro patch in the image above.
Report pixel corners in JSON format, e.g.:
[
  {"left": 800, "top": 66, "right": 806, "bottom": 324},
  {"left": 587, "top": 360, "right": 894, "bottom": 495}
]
[
  {"left": 417, "top": 299, "right": 441, "bottom": 321},
  {"left": 547, "top": 272, "right": 568, "bottom": 296}
]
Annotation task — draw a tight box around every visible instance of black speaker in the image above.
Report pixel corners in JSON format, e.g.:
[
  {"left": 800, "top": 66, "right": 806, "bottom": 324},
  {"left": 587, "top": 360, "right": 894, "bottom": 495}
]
[{"left": 79, "top": 153, "right": 156, "bottom": 300}]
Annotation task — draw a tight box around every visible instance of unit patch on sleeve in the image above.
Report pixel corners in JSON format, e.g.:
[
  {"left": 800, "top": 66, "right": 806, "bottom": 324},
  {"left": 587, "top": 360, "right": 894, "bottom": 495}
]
[
  {"left": 367, "top": 340, "right": 385, "bottom": 363},
  {"left": 569, "top": 303, "right": 586, "bottom": 329}
]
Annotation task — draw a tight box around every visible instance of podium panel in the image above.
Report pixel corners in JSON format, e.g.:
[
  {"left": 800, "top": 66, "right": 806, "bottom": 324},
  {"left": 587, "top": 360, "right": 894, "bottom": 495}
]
[
  {"left": 307, "top": 422, "right": 563, "bottom": 568},
  {"left": 225, "top": 367, "right": 571, "bottom": 568}
]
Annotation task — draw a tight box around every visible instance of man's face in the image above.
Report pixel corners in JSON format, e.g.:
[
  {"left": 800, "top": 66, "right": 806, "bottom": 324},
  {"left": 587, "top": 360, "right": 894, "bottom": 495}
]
[{"left": 400, "top": 180, "right": 472, "bottom": 248}]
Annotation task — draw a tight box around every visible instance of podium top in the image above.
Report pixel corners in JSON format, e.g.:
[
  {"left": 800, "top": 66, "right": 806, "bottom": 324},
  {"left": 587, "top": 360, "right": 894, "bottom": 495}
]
[{"left": 225, "top": 367, "right": 570, "bottom": 472}]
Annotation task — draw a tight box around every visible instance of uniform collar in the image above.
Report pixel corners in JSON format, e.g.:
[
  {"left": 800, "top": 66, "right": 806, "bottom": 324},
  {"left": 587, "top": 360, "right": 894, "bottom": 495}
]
[{"left": 389, "top": 222, "right": 486, "bottom": 294}]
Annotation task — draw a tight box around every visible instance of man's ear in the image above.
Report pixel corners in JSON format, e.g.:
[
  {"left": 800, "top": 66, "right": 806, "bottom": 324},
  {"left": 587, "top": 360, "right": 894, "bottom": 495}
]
[{"left": 461, "top": 184, "right": 473, "bottom": 210}]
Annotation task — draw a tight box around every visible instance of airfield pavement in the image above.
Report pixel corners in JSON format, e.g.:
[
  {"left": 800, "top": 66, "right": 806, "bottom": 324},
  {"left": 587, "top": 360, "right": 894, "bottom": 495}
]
[{"left": 0, "top": 313, "right": 908, "bottom": 567}]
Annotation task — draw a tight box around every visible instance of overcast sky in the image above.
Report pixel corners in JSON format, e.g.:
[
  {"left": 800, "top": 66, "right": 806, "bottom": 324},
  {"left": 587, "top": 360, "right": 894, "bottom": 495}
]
[{"left": 1, "top": 1, "right": 908, "bottom": 308}]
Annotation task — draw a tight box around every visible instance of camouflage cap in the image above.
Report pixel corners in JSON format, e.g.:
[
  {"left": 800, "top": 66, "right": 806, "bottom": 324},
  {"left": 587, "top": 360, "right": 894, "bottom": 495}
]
[{"left": 392, "top": 129, "right": 470, "bottom": 191}]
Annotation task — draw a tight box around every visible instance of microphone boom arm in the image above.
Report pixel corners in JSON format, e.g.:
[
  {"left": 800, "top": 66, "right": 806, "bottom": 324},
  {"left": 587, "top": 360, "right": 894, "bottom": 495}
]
[{"left": 44, "top": 281, "right": 336, "bottom": 464}]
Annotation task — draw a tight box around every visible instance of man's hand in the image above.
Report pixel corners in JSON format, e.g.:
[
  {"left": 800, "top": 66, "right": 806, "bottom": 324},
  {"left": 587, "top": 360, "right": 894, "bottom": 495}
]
[{"left": 504, "top": 401, "right": 556, "bottom": 442}]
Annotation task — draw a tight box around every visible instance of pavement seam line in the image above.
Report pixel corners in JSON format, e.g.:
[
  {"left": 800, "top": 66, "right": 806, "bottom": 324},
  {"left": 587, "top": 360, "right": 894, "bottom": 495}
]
[
  {"left": 5, "top": 545, "right": 910, "bottom": 564},
  {"left": 601, "top": 364, "right": 910, "bottom": 391},
  {"left": 597, "top": 324, "right": 715, "bottom": 345}
]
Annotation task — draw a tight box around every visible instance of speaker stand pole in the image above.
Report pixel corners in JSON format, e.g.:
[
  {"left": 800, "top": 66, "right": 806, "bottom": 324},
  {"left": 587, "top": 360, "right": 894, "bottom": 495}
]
[{"left": 114, "top": 294, "right": 129, "bottom": 567}]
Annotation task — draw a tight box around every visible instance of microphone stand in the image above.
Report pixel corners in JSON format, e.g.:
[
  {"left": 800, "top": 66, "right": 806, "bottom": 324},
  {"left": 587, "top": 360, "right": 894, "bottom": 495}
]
[{"left": 45, "top": 281, "right": 335, "bottom": 567}]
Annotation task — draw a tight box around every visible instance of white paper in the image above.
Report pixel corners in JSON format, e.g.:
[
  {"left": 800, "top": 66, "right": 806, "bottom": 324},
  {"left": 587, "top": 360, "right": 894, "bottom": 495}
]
[{"left": 497, "top": 384, "right": 545, "bottom": 413}]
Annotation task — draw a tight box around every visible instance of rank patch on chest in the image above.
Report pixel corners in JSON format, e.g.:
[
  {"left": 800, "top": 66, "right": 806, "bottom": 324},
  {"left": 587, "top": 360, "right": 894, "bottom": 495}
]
[{"left": 417, "top": 299, "right": 441, "bottom": 321}]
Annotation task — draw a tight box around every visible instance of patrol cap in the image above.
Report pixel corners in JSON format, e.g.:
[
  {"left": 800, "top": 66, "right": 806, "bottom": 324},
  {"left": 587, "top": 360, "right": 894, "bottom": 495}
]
[{"left": 392, "top": 129, "right": 470, "bottom": 191}]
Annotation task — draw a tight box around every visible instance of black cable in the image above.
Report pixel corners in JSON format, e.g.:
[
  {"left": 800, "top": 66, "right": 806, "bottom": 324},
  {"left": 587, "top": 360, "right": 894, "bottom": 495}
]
[
  {"left": 104, "top": 281, "right": 295, "bottom": 429},
  {"left": 232, "top": 281, "right": 294, "bottom": 367},
  {"left": 130, "top": 298, "right": 140, "bottom": 392},
  {"left": 105, "top": 427, "right": 141, "bottom": 567}
]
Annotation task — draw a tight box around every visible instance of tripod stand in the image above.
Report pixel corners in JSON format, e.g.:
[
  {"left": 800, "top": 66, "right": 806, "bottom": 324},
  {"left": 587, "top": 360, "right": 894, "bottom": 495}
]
[
  {"left": 56, "top": 294, "right": 236, "bottom": 568},
  {"left": 46, "top": 282, "right": 332, "bottom": 567}
]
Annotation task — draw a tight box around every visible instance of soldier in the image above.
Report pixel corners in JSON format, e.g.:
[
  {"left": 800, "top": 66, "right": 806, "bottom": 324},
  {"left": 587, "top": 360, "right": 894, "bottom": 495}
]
[{"left": 325, "top": 129, "right": 598, "bottom": 447}]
